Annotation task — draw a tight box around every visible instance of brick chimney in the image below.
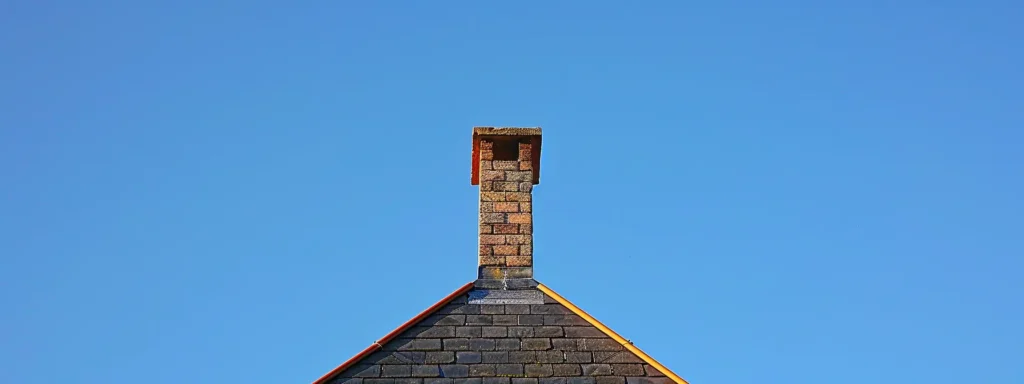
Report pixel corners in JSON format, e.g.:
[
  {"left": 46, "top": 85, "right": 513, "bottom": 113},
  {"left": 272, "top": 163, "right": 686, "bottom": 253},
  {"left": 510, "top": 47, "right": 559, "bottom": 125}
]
[{"left": 472, "top": 127, "right": 541, "bottom": 289}]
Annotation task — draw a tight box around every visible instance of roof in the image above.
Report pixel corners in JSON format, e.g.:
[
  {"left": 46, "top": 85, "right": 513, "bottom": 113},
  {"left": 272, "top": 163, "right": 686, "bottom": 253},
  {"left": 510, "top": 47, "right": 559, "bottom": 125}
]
[{"left": 312, "top": 282, "right": 688, "bottom": 384}]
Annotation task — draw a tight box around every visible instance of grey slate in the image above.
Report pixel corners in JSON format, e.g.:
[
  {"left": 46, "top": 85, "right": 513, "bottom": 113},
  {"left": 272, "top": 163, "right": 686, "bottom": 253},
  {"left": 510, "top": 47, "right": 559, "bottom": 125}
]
[{"left": 327, "top": 289, "right": 673, "bottom": 384}]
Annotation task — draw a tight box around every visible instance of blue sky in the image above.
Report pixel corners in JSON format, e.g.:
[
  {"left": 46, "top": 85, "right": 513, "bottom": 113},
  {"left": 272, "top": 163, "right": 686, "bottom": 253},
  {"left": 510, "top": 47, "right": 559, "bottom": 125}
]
[{"left": 2, "top": 1, "right": 1022, "bottom": 383}]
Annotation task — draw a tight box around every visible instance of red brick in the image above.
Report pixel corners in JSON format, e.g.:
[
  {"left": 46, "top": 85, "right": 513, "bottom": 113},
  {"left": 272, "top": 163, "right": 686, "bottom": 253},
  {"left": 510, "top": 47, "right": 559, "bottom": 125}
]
[
  {"left": 479, "top": 224, "right": 492, "bottom": 234},
  {"left": 493, "top": 245, "right": 519, "bottom": 256},
  {"left": 519, "top": 182, "right": 533, "bottom": 192},
  {"left": 480, "top": 235, "right": 506, "bottom": 244},
  {"left": 479, "top": 202, "right": 495, "bottom": 213},
  {"left": 505, "top": 193, "right": 531, "bottom": 201},
  {"left": 520, "top": 202, "right": 531, "bottom": 212},
  {"left": 493, "top": 224, "right": 519, "bottom": 234},
  {"left": 480, "top": 170, "right": 504, "bottom": 181},
  {"left": 479, "top": 181, "right": 494, "bottom": 191},
  {"left": 520, "top": 224, "right": 533, "bottom": 234},
  {"left": 519, "top": 161, "right": 532, "bottom": 171},
  {"left": 508, "top": 213, "right": 532, "bottom": 224},
  {"left": 479, "top": 256, "right": 503, "bottom": 266},
  {"left": 480, "top": 213, "right": 505, "bottom": 224},
  {"left": 480, "top": 150, "right": 493, "bottom": 160},
  {"left": 520, "top": 245, "right": 532, "bottom": 256},
  {"left": 494, "top": 202, "right": 520, "bottom": 212},
  {"left": 506, "top": 235, "right": 531, "bottom": 245},
  {"left": 479, "top": 245, "right": 493, "bottom": 256},
  {"left": 494, "top": 182, "right": 519, "bottom": 192},
  {"left": 481, "top": 192, "right": 506, "bottom": 202},
  {"left": 480, "top": 141, "right": 494, "bottom": 150},
  {"left": 505, "top": 171, "right": 533, "bottom": 182},
  {"left": 493, "top": 161, "right": 518, "bottom": 170}
]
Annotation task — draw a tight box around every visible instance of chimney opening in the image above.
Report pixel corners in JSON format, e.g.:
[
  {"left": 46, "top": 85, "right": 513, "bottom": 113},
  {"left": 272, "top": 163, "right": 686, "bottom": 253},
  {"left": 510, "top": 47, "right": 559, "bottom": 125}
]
[{"left": 491, "top": 138, "right": 520, "bottom": 161}]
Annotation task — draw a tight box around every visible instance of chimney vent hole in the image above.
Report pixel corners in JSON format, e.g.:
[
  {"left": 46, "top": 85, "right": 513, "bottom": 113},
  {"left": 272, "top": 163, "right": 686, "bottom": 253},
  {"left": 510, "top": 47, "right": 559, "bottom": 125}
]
[{"left": 491, "top": 139, "right": 520, "bottom": 161}]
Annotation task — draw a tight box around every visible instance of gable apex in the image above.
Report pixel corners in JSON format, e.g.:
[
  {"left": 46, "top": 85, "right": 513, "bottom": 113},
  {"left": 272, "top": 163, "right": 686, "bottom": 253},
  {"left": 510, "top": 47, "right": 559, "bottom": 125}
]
[{"left": 313, "top": 283, "right": 687, "bottom": 384}]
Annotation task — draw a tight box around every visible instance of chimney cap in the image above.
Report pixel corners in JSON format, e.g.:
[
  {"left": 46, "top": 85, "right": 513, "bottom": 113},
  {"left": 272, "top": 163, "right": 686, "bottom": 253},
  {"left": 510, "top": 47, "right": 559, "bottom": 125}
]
[
  {"left": 472, "top": 127, "right": 542, "bottom": 185},
  {"left": 472, "top": 126, "right": 542, "bottom": 136}
]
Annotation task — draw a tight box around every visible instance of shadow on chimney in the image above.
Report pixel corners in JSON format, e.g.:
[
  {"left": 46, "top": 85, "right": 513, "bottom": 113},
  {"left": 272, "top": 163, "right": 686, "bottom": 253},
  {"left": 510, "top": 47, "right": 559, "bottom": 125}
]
[{"left": 491, "top": 138, "right": 520, "bottom": 161}]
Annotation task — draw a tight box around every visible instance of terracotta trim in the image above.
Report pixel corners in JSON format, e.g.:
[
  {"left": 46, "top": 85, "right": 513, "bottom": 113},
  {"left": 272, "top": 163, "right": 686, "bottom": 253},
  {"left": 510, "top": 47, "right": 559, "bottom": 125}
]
[
  {"left": 311, "top": 282, "right": 476, "bottom": 384},
  {"left": 530, "top": 136, "right": 541, "bottom": 184},
  {"left": 471, "top": 133, "right": 481, "bottom": 185},
  {"left": 536, "top": 283, "right": 689, "bottom": 384}
]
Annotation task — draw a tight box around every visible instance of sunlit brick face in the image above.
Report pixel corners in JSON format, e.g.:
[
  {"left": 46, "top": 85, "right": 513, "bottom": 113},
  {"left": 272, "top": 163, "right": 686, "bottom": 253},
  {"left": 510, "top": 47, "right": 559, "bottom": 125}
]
[{"left": 477, "top": 137, "right": 534, "bottom": 280}]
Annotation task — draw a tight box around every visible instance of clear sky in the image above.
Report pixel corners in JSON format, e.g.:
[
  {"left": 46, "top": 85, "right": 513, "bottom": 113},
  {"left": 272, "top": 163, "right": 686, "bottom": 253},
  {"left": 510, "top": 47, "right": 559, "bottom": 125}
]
[{"left": 2, "top": 1, "right": 1022, "bottom": 383}]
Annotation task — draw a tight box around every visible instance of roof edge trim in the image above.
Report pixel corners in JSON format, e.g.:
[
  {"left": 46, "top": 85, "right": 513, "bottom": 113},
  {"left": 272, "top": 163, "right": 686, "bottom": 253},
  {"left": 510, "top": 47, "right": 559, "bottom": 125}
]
[
  {"left": 536, "top": 283, "right": 690, "bottom": 384},
  {"left": 312, "top": 282, "right": 476, "bottom": 384}
]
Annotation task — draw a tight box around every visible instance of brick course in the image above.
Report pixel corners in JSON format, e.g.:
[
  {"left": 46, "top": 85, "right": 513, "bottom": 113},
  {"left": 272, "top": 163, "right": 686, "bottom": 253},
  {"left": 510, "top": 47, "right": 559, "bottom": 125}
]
[{"left": 330, "top": 291, "right": 668, "bottom": 384}]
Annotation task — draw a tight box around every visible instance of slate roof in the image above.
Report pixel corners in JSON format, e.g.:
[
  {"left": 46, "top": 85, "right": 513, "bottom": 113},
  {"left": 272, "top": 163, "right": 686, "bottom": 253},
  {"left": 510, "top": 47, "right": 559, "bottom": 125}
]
[{"left": 312, "top": 283, "right": 687, "bottom": 384}]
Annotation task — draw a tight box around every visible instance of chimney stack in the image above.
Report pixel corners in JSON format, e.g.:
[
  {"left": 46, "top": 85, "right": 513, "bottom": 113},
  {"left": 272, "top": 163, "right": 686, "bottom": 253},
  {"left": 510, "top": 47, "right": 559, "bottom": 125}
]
[{"left": 472, "top": 127, "right": 541, "bottom": 289}]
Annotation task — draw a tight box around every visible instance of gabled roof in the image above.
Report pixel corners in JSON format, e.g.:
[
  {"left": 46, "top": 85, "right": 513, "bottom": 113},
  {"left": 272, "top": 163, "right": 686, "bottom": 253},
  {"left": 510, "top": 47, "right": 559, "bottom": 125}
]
[{"left": 313, "top": 282, "right": 688, "bottom": 384}]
